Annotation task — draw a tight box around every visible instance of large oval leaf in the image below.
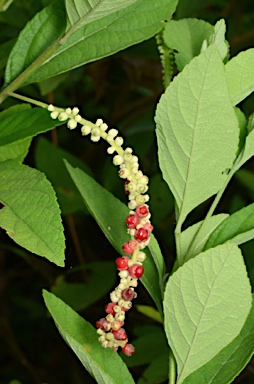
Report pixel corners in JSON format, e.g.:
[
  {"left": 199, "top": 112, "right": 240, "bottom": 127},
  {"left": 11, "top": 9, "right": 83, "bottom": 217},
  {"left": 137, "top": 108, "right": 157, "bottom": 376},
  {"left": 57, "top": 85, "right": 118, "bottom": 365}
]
[
  {"left": 0, "top": 106, "right": 65, "bottom": 146},
  {"left": 155, "top": 44, "right": 239, "bottom": 226},
  {"left": 0, "top": 160, "right": 65, "bottom": 266},
  {"left": 43, "top": 290, "right": 135, "bottom": 384},
  {"left": 183, "top": 295, "right": 254, "bottom": 384},
  {"left": 163, "top": 243, "right": 252, "bottom": 384}
]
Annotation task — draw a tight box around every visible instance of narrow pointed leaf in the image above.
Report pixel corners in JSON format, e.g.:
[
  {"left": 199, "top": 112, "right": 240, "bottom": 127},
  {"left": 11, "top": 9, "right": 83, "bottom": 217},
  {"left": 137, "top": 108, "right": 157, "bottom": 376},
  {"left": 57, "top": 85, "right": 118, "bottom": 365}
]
[
  {"left": 0, "top": 104, "right": 32, "bottom": 162},
  {"left": 65, "top": 161, "right": 164, "bottom": 314},
  {"left": 0, "top": 161, "right": 65, "bottom": 266},
  {"left": 0, "top": 106, "right": 65, "bottom": 146},
  {"left": 43, "top": 290, "right": 135, "bottom": 384},
  {"left": 181, "top": 213, "right": 228, "bottom": 261},
  {"left": 225, "top": 48, "right": 254, "bottom": 105},
  {"left": 183, "top": 295, "right": 254, "bottom": 384},
  {"left": 155, "top": 45, "right": 239, "bottom": 225},
  {"left": 17, "top": 0, "right": 178, "bottom": 85},
  {"left": 0, "top": 138, "right": 31, "bottom": 162},
  {"left": 4, "top": 0, "right": 66, "bottom": 85},
  {"left": 163, "top": 18, "right": 214, "bottom": 71},
  {"left": 235, "top": 128, "right": 254, "bottom": 169},
  {"left": 205, "top": 203, "right": 254, "bottom": 249},
  {"left": 163, "top": 243, "right": 252, "bottom": 384}
]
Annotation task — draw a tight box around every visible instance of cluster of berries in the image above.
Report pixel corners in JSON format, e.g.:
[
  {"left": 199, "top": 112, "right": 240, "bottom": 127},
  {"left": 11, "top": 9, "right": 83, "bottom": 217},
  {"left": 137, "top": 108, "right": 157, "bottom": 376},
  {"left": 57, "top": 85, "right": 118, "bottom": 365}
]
[{"left": 47, "top": 105, "right": 153, "bottom": 356}]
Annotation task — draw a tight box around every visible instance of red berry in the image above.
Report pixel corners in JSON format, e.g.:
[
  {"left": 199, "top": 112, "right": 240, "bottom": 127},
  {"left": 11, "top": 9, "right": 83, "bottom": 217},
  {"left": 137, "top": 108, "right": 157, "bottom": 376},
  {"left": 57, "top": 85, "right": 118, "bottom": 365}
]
[
  {"left": 128, "top": 264, "right": 144, "bottom": 279},
  {"left": 122, "top": 240, "right": 139, "bottom": 255},
  {"left": 136, "top": 205, "right": 149, "bottom": 218},
  {"left": 96, "top": 318, "right": 110, "bottom": 331},
  {"left": 116, "top": 256, "right": 129, "bottom": 270},
  {"left": 121, "top": 288, "right": 135, "bottom": 301},
  {"left": 143, "top": 222, "right": 154, "bottom": 234},
  {"left": 105, "top": 302, "right": 116, "bottom": 314},
  {"left": 112, "top": 328, "right": 127, "bottom": 341},
  {"left": 135, "top": 228, "right": 149, "bottom": 242},
  {"left": 126, "top": 214, "right": 140, "bottom": 229},
  {"left": 124, "top": 180, "right": 130, "bottom": 194},
  {"left": 122, "top": 343, "right": 135, "bottom": 356}
]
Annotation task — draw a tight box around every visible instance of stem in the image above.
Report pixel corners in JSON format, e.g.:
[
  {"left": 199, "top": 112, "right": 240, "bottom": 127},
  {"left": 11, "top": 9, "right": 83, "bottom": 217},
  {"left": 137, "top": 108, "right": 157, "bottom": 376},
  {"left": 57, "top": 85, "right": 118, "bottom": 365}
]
[
  {"left": 169, "top": 349, "right": 177, "bottom": 384},
  {"left": 184, "top": 165, "right": 237, "bottom": 261},
  {"left": 0, "top": 39, "right": 62, "bottom": 104},
  {"left": 174, "top": 223, "right": 183, "bottom": 266},
  {"left": 7, "top": 92, "right": 48, "bottom": 108}
]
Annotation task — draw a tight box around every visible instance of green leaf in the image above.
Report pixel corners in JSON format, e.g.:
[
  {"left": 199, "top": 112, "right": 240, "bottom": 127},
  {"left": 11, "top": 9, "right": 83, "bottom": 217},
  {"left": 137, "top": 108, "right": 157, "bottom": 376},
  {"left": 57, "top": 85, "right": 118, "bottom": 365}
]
[
  {"left": 205, "top": 203, "right": 254, "bottom": 250},
  {"left": 208, "top": 19, "right": 228, "bottom": 60},
  {"left": 0, "top": 104, "right": 32, "bottom": 162},
  {"left": 163, "top": 18, "right": 214, "bottom": 71},
  {"left": 235, "top": 128, "right": 254, "bottom": 170},
  {"left": 4, "top": 0, "right": 66, "bottom": 85},
  {"left": 225, "top": 48, "right": 254, "bottom": 105},
  {"left": 236, "top": 169, "right": 254, "bottom": 195},
  {"left": 0, "top": 160, "right": 65, "bottom": 266},
  {"left": 65, "top": 0, "right": 138, "bottom": 30},
  {"left": 43, "top": 290, "right": 135, "bottom": 384},
  {"left": 155, "top": 45, "right": 239, "bottom": 226},
  {"left": 22, "top": 0, "right": 178, "bottom": 84},
  {"left": 38, "top": 72, "right": 69, "bottom": 96},
  {"left": 181, "top": 213, "right": 228, "bottom": 261},
  {"left": 0, "top": 38, "right": 16, "bottom": 71},
  {"left": 137, "top": 352, "right": 169, "bottom": 384},
  {"left": 51, "top": 261, "right": 116, "bottom": 311},
  {"left": 0, "top": 106, "right": 65, "bottom": 146},
  {"left": 65, "top": 161, "right": 164, "bottom": 314},
  {"left": 0, "top": 0, "right": 14, "bottom": 12},
  {"left": 182, "top": 294, "right": 254, "bottom": 384},
  {"left": 35, "top": 137, "right": 91, "bottom": 215},
  {"left": 136, "top": 305, "right": 163, "bottom": 324},
  {"left": 0, "top": 138, "right": 32, "bottom": 162},
  {"left": 163, "top": 243, "right": 252, "bottom": 384},
  {"left": 234, "top": 106, "right": 247, "bottom": 156}
]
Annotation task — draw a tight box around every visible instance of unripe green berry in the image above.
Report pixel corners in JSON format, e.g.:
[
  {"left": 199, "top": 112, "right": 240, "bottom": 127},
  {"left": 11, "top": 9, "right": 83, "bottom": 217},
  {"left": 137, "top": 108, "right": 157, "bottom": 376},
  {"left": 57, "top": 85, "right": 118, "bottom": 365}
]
[
  {"left": 128, "top": 200, "right": 137, "bottom": 209},
  {"left": 81, "top": 125, "right": 91, "bottom": 135},
  {"left": 58, "top": 112, "right": 69, "bottom": 121},
  {"left": 96, "top": 118, "right": 103, "bottom": 126},
  {"left": 91, "top": 135, "right": 100, "bottom": 142},
  {"left": 100, "top": 123, "right": 108, "bottom": 131},
  {"left": 135, "top": 195, "right": 146, "bottom": 205},
  {"left": 50, "top": 111, "right": 59, "bottom": 119},
  {"left": 113, "top": 155, "right": 124, "bottom": 166},
  {"left": 115, "top": 137, "right": 124, "bottom": 146},
  {"left": 75, "top": 114, "right": 82, "bottom": 122},
  {"left": 108, "top": 128, "right": 118, "bottom": 138},
  {"left": 67, "top": 119, "right": 78, "bottom": 129},
  {"left": 107, "top": 146, "right": 115, "bottom": 154},
  {"left": 72, "top": 107, "right": 79, "bottom": 115},
  {"left": 48, "top": 104, "right": 55, "bottom": 111}
]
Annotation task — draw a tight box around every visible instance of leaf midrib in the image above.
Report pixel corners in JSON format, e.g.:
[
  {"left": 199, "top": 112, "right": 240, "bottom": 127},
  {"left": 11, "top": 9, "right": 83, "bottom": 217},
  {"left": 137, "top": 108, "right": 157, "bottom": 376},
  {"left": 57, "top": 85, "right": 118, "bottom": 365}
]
[
  {"left": 178, "top": 48, "right": 214, "bottom": 226},
  {"left": 177, "top": 247, "right": 232, "bottom": 383}
]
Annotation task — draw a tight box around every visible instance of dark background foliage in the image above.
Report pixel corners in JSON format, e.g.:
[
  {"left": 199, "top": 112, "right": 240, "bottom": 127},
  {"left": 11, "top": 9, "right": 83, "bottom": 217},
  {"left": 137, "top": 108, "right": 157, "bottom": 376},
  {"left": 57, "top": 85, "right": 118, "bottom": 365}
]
[{"left": 0, "top": 0, "right": 254, "bottom": 383}]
